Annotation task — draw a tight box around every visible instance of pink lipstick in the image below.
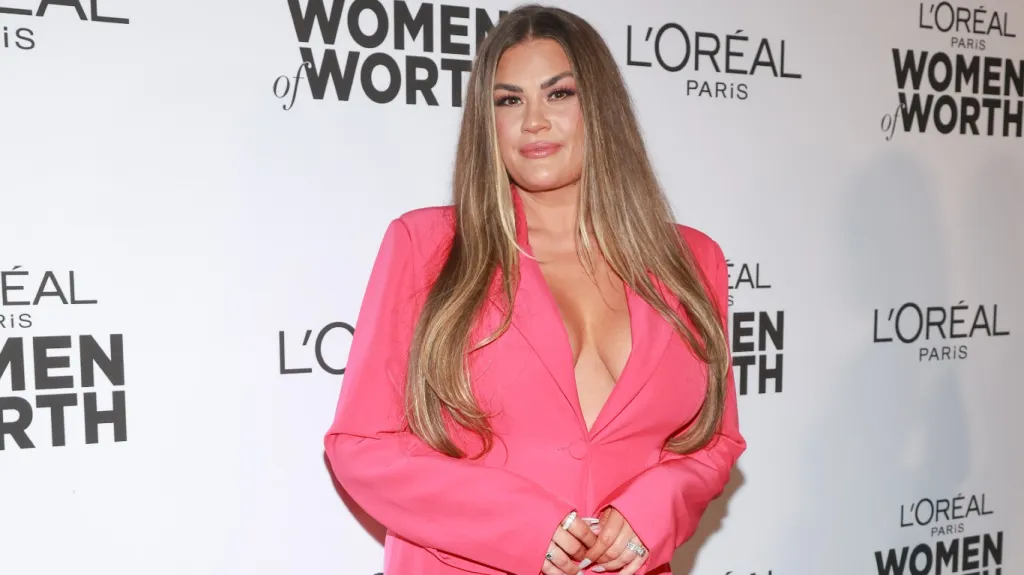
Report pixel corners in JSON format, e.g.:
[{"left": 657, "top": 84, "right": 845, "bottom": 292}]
[{"left": 519, "top": 141, "right": 562, "bottom": 159}]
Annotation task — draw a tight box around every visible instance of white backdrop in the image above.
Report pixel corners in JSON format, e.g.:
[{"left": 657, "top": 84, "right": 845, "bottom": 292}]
[{"left": 1, "top": 0, "right": 1021, "bottom": 574}]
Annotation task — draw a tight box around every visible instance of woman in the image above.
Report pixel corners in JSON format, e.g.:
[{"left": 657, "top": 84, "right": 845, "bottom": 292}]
[{"left": 323, "top": 4, "right": 745, "bottom": 575}]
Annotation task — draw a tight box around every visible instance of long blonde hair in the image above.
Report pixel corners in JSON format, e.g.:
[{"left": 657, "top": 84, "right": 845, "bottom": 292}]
[{"left": 405, "top": 4, "right": 729, "bottom": 458}]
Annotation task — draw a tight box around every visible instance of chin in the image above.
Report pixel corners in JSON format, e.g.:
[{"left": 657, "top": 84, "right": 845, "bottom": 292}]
[{"left": 510, "top": 170, "right": 577, "bottom": 193}]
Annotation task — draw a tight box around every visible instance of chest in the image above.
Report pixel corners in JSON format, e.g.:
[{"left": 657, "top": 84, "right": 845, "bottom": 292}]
[
  {"left": 538, "top": 254, "right": 630, "bottom": 359},
  {"left": 461, "top": 238, "right": 708, "bottom": 440},
  {"left": 466, "top": 294, "right": 706, "bottom": 442}
]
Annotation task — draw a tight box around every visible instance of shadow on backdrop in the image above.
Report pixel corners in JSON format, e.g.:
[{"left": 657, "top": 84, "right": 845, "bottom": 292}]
[
  {"left": 788, "top": 150, "right": 970, "bottom": 575},
  {"left": 964, "top": 153, "right": 1023, "bottom": 517},
  {"left": 671, "top": 467, "right": 747, "bottom": 574}
]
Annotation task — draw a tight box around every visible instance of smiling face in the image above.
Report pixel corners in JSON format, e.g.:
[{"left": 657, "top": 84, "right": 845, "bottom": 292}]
[{"left": 492, "top": 38, "right": 585, "bottom": 193}]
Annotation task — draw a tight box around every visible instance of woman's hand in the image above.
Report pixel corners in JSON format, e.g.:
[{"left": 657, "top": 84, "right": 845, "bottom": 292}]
[
  {"left": 542, "top": 511, "right": 599, "bottom": 575},
  {"left": 583, "top": 507, "right": 649, "bottom": 574}
]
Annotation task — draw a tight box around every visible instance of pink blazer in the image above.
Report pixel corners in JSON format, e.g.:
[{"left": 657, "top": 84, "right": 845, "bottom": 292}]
[{"left": 324, "top": 191, "right": 746, "bottom": 575}]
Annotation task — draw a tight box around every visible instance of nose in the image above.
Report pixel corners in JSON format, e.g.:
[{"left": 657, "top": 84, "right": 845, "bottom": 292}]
[{"left": 522, "top": 101, "right": 550, "bottom": 134}]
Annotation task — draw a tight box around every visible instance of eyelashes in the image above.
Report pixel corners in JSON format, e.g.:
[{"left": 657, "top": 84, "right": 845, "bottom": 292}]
[
  {"left": 494, "top": 88, "right": 578, "bottom": 107},
  {"left": 548, "top": 88, "right": 577, "bottom": 101}
]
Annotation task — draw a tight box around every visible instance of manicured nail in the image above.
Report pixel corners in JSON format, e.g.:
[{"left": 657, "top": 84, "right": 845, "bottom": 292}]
[
  {"left": 579, "top": 559, "right": 592, "bottom": 569},
  {"left": 592, "top": 567, "right": 606, "bottom": 573}
]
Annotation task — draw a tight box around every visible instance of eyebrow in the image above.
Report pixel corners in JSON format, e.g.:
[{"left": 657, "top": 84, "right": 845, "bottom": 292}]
[{"left": 494, "top": 71, "right": 574, "bottom": 92}]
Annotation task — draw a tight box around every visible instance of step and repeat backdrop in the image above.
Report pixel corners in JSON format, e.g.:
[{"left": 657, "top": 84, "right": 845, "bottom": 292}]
[{"left": 1, "top": 0, "right": 1021, "bottom": 574}]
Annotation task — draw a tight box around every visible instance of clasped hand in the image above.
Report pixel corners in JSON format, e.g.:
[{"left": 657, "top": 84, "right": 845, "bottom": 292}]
[{"left": 542, "top": 507, "right": 649, "bottom": 575}]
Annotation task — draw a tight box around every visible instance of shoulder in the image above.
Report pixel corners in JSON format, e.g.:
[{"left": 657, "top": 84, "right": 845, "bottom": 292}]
[
  {"left": 395, "top": 205, "right": 455, "bottom": 251},
  {"left": 674, "top": 223, "right": 726, "bottom": 271},
  {"left": 376, "top": 205, "right": 455, "bottom": 274},
  {"left": 395, "top": 205, "right": 455, "bottom": 238}
]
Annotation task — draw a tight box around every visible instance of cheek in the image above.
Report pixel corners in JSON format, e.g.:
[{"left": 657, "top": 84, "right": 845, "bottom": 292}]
[
  {"left": 494, "top": 112, "right": 517, "bottom": 146},
  {"left": 554, "top": 105, "right": 584, "bottom": 144},
  {"left": 557, "top": 108, "right": 584, "bottom": 168},
  {"left": 494, "top": 112, "right": 519, "bottom": 164}
]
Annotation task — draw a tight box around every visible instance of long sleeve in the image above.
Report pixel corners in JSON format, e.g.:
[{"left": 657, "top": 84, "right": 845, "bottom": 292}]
[
  {"left": 323, "top": 218, "right": 575, "bottom": 575},
  {"left": 595, "top": 239, "right": 746, "bottom": 569}
]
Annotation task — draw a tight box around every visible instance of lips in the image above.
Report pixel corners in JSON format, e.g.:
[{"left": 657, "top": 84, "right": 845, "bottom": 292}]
[{"left": 519, "top": 141, "right": 562, "bottom": 159}]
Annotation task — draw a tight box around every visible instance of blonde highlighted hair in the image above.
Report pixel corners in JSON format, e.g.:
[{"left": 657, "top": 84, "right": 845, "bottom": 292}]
[{"left": 404, "top": 4, "right": 730, "bottom": 458}]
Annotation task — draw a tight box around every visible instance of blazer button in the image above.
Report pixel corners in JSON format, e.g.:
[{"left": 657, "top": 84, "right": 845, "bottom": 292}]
[{"left": 568, "top": 439, "right": 589, "bottom": 460}]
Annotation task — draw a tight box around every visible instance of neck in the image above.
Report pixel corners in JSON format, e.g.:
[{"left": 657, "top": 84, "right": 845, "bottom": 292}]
[{"left": 515, "top": 181, "right": 580, "bottom": 238}]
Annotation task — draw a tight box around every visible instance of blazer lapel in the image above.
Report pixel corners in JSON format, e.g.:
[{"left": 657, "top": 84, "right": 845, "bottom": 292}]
[
  {"left": 497, "top": 188, "right": 588, "bottom": 432},
  {"left": 488, "top": 186, "right": 678, "bottom": 437},
  {"left": 586, "top": 279, "right": 675, "bottom": 438}
]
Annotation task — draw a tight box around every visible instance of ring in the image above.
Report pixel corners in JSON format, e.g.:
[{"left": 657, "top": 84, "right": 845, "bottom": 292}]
[
  {"left": 560, "top": 511, "right": 578, "bottom": 530},
  {"left": 545, "top": 551, "right": 554, "bottom": 561},
  {"left": 626, "top": 540, "right": 648, "bottom": 557}
]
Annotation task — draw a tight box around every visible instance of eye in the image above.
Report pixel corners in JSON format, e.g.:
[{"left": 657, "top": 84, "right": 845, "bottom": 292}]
[
  {"left": 549, "top": 88, "right": 577, "bottom": 100},
  {"left": 494, "top": 95, "right": 521, "bottom": 106}
]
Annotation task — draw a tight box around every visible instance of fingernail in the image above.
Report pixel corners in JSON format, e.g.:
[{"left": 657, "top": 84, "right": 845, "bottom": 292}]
[
  {"left": 592, "top": 567, "right": 606, "bottom": 573},
  {"left": 579, "top": 559, "right": 592, "bottom": 569}
]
